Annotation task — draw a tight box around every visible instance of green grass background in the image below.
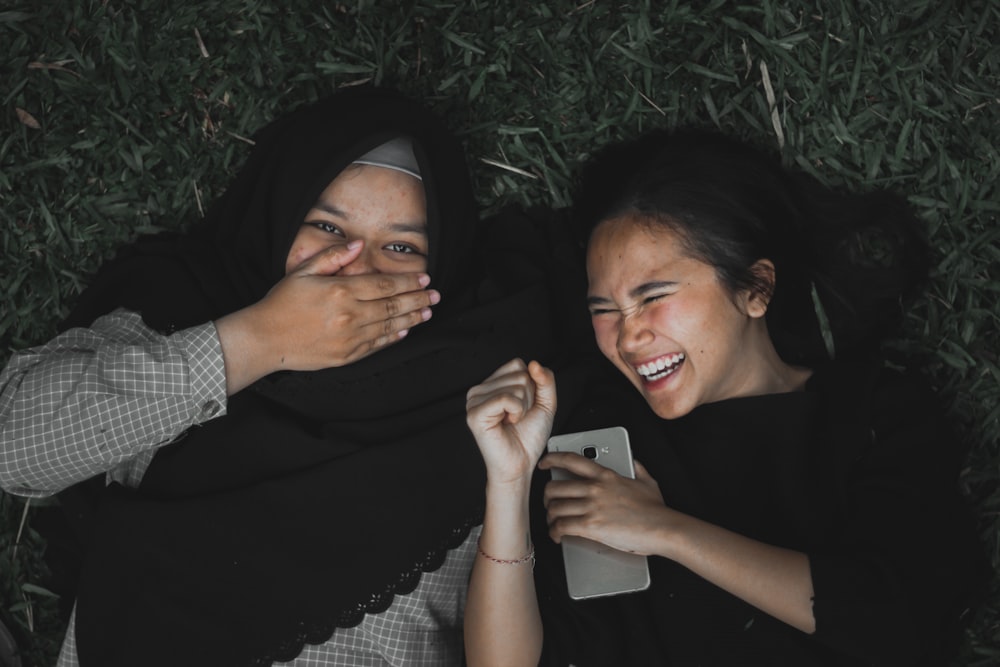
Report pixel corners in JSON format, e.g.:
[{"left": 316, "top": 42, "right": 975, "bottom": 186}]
[{"left": 1, "top": 0, "right": 998, "bottom": 664}]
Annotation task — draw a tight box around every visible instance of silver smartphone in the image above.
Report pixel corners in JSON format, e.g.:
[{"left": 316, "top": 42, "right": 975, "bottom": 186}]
[{"left": 545, "top": 426, "right": 651, "bottom": 600}]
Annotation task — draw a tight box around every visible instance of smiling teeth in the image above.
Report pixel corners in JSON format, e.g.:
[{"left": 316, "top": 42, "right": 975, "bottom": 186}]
[{"left": 636, "top": 353, "right": 685, "bottom": 381}]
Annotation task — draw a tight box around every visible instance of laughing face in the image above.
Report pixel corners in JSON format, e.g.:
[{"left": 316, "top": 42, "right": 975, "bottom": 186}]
[
  {"left": 586, "top": 213, "right": 790, "bottom": 420},
  {"left": 285, "top": 164, "right": 428, "bottom": 276}
]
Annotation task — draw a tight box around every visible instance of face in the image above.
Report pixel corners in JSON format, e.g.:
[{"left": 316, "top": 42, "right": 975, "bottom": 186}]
[
  {"left": 586, "top": 214, "right": 773, "bottom": 420},
  {"left": 284, "top": 164, "right": 428, "bottom": 275}
]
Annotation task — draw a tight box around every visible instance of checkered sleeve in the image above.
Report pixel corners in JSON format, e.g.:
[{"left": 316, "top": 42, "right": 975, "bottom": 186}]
[{"left": 0, "top": 309, "right": 227, "bottom": 498}]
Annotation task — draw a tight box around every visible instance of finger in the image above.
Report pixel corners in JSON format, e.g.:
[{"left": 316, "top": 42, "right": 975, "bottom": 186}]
[
  {"left": 633, "top": 459, "right": 654, "bottom": 482},
  {"left": 547, "top": 515, "right": 592, "bottom": 545},
  {"left": 330, "top": 303, "right": 435, "bottom": 366},
  {"left": 465, "top": 359, "right": 531, "bottom": 403},
  {"left": 370, "top": 290, "right": 441, "bottom": 323},
  {"left": 542, "top": 477, "right": 593, "bottom": 508},
  {"left": 465, "top": 381, "right": 535, "bottom": 418},
  {"left": 336, "top": 287, "right": 439, "bottom": 332},
  {"left": 294, "top": 240, "right": 364, "bottom": 276},
  {"left": 466, "top": 390, "right": 531, "bottom": 428},
  {"left": 344, "top": 271, "right": 433, "bottom": 300},
  {"left": 360, "top": 304, "right": 434, "bottom": 347},
  {"left": 527, "top": 361, "right": 557, "bottom": 417},
  {"left": 544, "top": 496, "right": 593, "bottom": 525},
  {"left": 467, "top": 384, "right": 533, "bottom": 425},
  {"left": 538, "top": 451, "right": 607, "bottom": 478},
  {"left": 351, "top": 328, "right": 410, "bottom": 362},
  {"left": 478, "top": 358, "right": 529, "bottom": 384}
]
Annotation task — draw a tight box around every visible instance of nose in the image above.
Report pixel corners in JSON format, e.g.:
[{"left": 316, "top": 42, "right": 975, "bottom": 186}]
[
  {"left": 337, "top": 246, "right": 379, "bottom": 276},
  {"left": 617, "top": 306, "right": 653, "bottom": 353}
]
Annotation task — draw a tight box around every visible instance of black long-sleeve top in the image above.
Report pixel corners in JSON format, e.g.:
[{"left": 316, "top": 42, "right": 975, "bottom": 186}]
[{"left": 534, "top": 359, "right": 985, "bottom": 666}]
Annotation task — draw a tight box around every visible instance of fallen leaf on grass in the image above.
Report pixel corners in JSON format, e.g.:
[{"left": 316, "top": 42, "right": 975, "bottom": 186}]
[{"left": 15, "top": 107, "right": 40, "bottom": 129}]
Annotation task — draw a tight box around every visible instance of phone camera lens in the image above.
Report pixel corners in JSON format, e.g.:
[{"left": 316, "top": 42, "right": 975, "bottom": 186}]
[{"left": 582, "top": 446, "right": 598, "bottom": 459}]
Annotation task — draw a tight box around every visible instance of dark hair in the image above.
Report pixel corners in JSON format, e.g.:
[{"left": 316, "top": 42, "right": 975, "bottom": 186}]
[{"left": 572, "top": 128, "right": 929, "bottom": 365}]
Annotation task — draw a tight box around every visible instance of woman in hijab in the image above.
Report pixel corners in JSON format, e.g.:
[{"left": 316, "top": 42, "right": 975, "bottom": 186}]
[{"left": 0, "top": 87, "right": 562, "bottom": 666}]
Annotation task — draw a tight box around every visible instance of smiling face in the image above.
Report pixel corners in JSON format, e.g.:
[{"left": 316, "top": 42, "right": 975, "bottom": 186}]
[
  {"left": 586, "top": 213, "right": 790, "bottom": 420},
  {"left": 284, "top": 164, "right": 428, "bottom": 275}
]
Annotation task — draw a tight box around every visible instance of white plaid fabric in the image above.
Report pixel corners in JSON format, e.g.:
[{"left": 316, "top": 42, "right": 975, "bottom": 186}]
[
  {"left": 0, "top": 309, "right": 476, "bottom": 666},
  {"left": 0, "top": 309, "right": 227, "bottom": 497}
]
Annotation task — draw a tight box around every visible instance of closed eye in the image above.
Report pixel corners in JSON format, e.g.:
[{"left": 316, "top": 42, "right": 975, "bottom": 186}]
[{"left": 589, "top": 292, "right": 670, "bottom": 317}]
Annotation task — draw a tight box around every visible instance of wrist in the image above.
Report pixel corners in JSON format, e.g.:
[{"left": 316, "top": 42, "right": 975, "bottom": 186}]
[
  {"left": 484, "top": 477, "right": 532, "bottom": 532},
  {"left": 652, "top": 508, "right": 697, "bottom": 562},
  {"left": 480, "top": 478, "right": 534, "bottom": 564},
  {"left": 485, "top": 475, "right": 533, "bottom": 503},
  {"left": 215, "top": 304, "right": 277, "bottom": 394},
  {"left": 477, "top": 537, "right": 536, "bottom": 567}
]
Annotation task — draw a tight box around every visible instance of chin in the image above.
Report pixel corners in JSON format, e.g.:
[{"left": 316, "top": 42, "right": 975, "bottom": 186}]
[
  {"left": 649, "top": 403, "right": 694, "bottom": 420},
  {"left": 640, "top": 390, "right": 698, "bottom": 421}
]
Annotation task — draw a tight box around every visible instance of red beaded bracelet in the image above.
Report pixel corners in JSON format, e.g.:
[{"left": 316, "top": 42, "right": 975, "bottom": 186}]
[{"left": 477, "top": 538, "right": 536, "bottom": 567}]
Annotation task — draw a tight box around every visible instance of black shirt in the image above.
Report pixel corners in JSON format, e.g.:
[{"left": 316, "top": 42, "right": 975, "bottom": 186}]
[{"left": 534, "top": 360, "right": 984, "bottom": 666}]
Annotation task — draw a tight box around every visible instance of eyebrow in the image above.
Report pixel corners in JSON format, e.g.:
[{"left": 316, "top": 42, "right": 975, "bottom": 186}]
[
  {"left": 384, "top": 222, "right": 428, "bottom": 236},
  {"left": 311, "top": 202, "right": 427, "bottom": 236},
  {"left": 586, "top": 281, "right": 677, "bottom": 306},
  {"left": 312, "top": 202, "right": 348, "bottom": 219}
]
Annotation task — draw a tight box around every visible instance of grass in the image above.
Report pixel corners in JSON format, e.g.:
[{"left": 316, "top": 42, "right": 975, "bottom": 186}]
[{"left": 2, "top": 0, "right": 998, "bottom": 664}]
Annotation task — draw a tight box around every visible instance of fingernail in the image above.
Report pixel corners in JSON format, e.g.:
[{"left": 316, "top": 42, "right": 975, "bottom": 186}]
[
  {"left": 421, "top": 308, "right": 433, "bottom": 321},
  {"left": 398, "top": 329, "right": 409, "bottom": 339},
  {"left": 418, "top": 273, "right": 431, "bottom": 287},
  {"left": 428, "top": 290, "right": 441, "bottom": 305},
  {"left": 347, "top": 240, "right": 363, "bottom": 250}
]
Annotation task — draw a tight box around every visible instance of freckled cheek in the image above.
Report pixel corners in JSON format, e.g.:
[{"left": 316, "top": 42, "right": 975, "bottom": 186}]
[
  {"left": 284, "top": 246, "right": 302, "bottom": 273},
  {"left": 284, "top": 242, "right": 325, "bottom": 274},
  {"left": 647, "top": 302, "right": 675, "bottom": 330}
]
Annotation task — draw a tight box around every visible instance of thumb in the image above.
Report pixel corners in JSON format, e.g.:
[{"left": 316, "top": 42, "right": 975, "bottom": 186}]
[
  {"left": 634, "top": 459, "right": 654, "bottom": 482},
  {"left": 528, "top": 361, "right": 558, "bottom": 417},
  {"left": 297, "top": 240, "right": 364, "bottom": 276}
]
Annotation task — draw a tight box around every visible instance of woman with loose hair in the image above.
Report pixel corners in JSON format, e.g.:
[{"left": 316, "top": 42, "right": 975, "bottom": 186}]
[{"left": 464, "top": 130, "right": 984, "bottom": 666}]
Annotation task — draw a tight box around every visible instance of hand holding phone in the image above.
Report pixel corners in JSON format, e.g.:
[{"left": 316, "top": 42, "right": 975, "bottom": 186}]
[{"left": 546, "top": 427, "right": 651, "bottom": 600}]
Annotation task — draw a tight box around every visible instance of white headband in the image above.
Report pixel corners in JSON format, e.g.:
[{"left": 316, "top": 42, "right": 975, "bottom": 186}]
[{"left": 352, "top": 137, "right": 421, "bottom": 180}]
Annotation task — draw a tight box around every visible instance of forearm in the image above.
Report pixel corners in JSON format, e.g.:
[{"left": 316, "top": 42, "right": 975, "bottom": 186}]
[
  {"left": 659, "top": 510, "right": 815, "bottom": 633},
  {"left": 465, "top": 478, "right": 543, "bottom": 667},
  {"left": 214, "top": 304, "right": 280, "bottom": 396},
  {"left": 0, "top": 310, "right": 226, "bottom": 496}
]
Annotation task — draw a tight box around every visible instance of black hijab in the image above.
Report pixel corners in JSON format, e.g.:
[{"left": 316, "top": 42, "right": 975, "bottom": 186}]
[{"left": 65, "top": 87, "right": 560, "bottom": 666}]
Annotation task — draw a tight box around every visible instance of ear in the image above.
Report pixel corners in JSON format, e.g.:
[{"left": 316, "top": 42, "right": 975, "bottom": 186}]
[{"left": 743, "top": 259, "right": 775, "bottom": 318}]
